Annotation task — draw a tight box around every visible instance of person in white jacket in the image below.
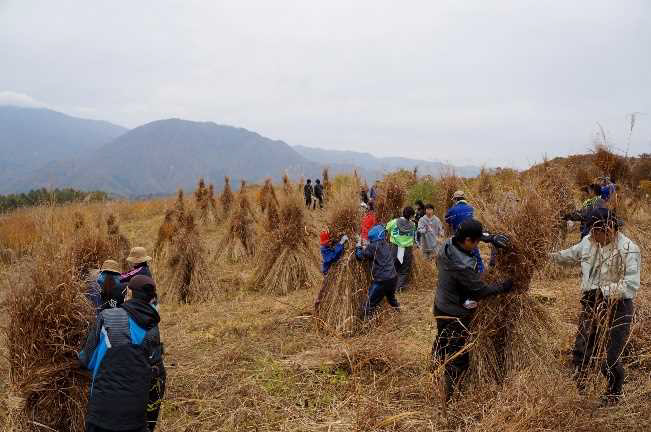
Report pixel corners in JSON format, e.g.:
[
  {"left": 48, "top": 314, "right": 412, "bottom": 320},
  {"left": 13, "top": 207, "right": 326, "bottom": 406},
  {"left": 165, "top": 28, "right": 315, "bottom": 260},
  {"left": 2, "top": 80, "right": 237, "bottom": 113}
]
[{"left": 550, "top": 208, "right": 640, "bottom": 405}]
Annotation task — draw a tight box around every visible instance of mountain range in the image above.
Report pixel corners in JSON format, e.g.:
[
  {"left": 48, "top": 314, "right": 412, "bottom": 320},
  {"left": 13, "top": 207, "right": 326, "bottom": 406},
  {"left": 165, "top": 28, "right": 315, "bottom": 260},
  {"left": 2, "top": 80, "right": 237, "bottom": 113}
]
[{"left": 0, "top": 106, "right": 482, "bottom": 196}]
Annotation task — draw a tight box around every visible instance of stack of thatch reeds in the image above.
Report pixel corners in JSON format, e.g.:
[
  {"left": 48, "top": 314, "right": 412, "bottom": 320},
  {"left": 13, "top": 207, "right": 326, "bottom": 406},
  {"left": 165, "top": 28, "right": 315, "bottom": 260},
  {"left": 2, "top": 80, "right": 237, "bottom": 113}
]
[
  {"left": 195, "top": 177, "right": 210, "bottom": 221},
  {"left": 465, "top": 168, "right": 573, "bottom": 385},
  {"left": 106, "top": 213, "right": 131, "bottom": 269},
  {"left": 220, "top": 176, "right": 234, "bottom": 216},
  {"left": 374, "top": 177, "right": 406, "bottom": 224},
  {"left": 323, "top": 168, "right": 332, "bottom": 203},
  {"left": 250, "top": 194, "right": 320, "bottom": 295},
  {"left": 158, "top": 212, "right": 213, "bottom": 303},
  {"left": 257, "top": 178, "right": 279, "bottom": 213},
  {"left": 314, "top": 186, "right": 371, "bottom": 336},
  {"left": 220, "top": 181, "right": 257, "bottom": 263},
  {"left": 282, "top": 172, "right": 293, "bottom": 196},
  {"left": 6, "top": 213, "right": 98, "bottom": 431}
]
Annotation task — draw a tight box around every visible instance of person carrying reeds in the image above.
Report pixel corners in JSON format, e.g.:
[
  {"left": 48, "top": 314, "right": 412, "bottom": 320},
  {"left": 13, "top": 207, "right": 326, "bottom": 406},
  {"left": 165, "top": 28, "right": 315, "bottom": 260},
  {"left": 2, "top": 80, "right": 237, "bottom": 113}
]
[
  {"left": 304, "top": 179, "right": 314, "bottom": 209},
  {"left": 360, "top": 202, "right": 376, "bottom": 247},
  {"left": 445, "top": 190, "right": 484, "bottom": 272},
  {"left": 79, "top": 275, "right": 166, "bottom": 432},
  {"left": 550, "top": 208, "right": 640, "bottom": 406},
  {"left": 121, "top": 246, "right": 154, "bottom": 283},
  {"left": 563, "top": 183, "right": 606, "bottom": 239},
  {"left": 433, "top": 219, "right": 513, "bottom": 400},
  {"left": 386, "top": 206, "right": 417, "bottom": 291},
  {"left": 355, "top": 224, "right": 400, "bottom": 317},
  {"left": 417, "top": 203, "right": 443, "bottom": 260},
  {"left": 314, "top": 230, "right": 349, "bottom": 311}
]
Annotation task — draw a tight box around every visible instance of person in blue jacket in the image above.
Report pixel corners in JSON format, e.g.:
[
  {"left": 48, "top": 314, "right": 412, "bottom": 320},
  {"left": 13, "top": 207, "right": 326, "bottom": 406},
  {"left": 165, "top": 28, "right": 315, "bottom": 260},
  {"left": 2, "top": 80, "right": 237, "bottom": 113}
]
[
  {"left": 355, "top": 224, "right": 400, "bottom": 318},
  {"left": 600, "top": 176, "right": 616, "bottom": 202},
  {"left": 79, "top": 275, "right": 165, "bottom": 432},
  {"left": 445, "top": 190, "right": 484, "bottom": 272},
  {"left": 314, "top": 230, "right": 349, "bottom": 311}
]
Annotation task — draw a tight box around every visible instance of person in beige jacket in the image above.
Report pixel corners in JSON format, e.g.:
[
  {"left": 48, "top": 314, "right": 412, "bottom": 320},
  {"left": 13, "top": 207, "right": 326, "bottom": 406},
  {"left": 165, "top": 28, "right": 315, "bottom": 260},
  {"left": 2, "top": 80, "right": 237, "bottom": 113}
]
[{"left": 550, "top": 208, "right": 640, "bottom": 405}]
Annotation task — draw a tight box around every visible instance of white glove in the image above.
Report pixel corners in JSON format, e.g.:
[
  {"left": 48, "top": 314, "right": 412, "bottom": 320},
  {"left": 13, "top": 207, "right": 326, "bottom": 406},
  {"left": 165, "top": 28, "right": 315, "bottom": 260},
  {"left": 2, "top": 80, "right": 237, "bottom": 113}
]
[{"left": 339, "top": 235, "right": 349, "bottom": 244}]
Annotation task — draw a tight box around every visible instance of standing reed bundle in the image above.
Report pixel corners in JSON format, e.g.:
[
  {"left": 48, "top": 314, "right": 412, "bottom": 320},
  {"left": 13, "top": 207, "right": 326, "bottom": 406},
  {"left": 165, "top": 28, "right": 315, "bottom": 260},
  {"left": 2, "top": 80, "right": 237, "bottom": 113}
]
[
  {"left": 6, "top": 237, "right": 93, "bottom": 431},
  {"left": 250, "top": 195, "right": 320, "bottom": 295},
  {"left": 158, "top": 213, "right": 213, "bottom": 303},
  {"left": 265, "top": 196, "right": 280, "bottom": 231},
  {"left": 220, "top": 186, "right": 257, "bottom": 263},
  {"left": 195, "top": 178, "right": 210, "bottom": 222},
  {"left": 465, "top": 171, "right": 570, "bottom": 385},
  {"left": 314, "top": 188, "right": 371, "bottom": 336},
  {"left": 220, "top": 176, "right": 234, "bottom": 215},
  {"left": 106, "top": 213, "right": 131, "bottom": 269},
  {"left": 155, "top": 208, "right": 181, "bottom": 255},
  {"left": 374, "top": 177, "right": 406, "bottom": 224},
  {"left": 257, "top": 178, "right": 279, "bottom": 212},
  {"left": 323, "top": 168, "right": 332, "bottom": 203},
  {"left": 282, "top": 172, "right": 293, "bottom": 195},
  {"left": 207, "top": 183, "right": 219, "bottom": 221},
  {"left": 175, "top": 189, "right": 185, "bottom": 213}
]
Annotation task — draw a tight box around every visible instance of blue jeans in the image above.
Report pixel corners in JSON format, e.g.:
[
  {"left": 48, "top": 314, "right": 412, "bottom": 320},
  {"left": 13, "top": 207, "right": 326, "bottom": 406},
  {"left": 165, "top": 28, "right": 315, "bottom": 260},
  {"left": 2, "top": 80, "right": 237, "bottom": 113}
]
[{"left": 363, "top": 277, "right": 399, "bottom": 319}]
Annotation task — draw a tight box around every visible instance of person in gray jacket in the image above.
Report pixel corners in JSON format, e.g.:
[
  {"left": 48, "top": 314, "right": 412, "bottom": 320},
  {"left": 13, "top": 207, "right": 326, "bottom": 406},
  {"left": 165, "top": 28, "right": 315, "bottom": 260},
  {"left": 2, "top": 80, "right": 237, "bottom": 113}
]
[
  {"left": 417, "top": 204, "right": 443, "bottom": 260},
  {"left": 550, "top": 208, "right": 640, "bottom": 406},
  {"left": 432, "top": 219, "right": 513, "bottom": 400}
]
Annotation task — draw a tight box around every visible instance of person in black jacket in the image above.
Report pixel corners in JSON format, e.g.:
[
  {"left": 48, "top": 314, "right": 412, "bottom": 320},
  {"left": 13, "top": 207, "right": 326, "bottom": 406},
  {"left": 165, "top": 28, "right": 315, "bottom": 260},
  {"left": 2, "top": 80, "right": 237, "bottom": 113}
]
[
  {"left": 432, "top": 219, "right": 513, "bottom": 400},
  {"left": 79, "top": 275, "right": 165, "bottom": 432},
  {"left": 304, "top": 179, "right": 313, "bottom": 209},
  {"left": 313, "top": 179, "right": 324, "bottom": 209},
  {"left": 355, "top": 224, "right": 400, "bottom": 317}
]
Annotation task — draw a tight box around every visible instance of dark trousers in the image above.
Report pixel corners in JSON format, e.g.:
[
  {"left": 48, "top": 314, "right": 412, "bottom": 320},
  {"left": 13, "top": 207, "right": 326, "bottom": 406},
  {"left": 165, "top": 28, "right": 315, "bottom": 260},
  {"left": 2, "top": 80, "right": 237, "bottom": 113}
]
[
  {"left": 146, "top": 369, "right": 166, "bottom": 431},
  {"left": 362, "top": 277, "right": 399, "bottom": 318},
  {"left": 305, "top": 196, "right": 312, "bottom": 208},
  {"left": 432, "top": 307, "right": 471, "bottom": 399},
  {"left": 393, "top": 246, "right": 413, "bottom": 291},
  {"left": 573, "top": 290, "right": 633, "bottom": 396},
  {"left": 86, "top": 424, "right": 146, "bottom": 432},
  {"left": 313, "top": 195, "right": 323, "bottom": 209}
]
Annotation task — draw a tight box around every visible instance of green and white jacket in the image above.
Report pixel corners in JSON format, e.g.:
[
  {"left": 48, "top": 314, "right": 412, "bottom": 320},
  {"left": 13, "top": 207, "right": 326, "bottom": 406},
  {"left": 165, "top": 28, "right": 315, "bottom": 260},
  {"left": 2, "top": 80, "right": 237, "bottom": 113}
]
[{"left": 550, "top": 232, "right": 641, "bottom": 299}]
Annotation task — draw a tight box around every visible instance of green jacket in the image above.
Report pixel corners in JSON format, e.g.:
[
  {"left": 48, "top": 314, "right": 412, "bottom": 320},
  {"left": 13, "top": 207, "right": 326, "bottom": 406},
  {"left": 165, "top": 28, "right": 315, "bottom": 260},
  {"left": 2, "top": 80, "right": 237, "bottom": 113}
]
[{"left": 386, "top": 217, "right": 416, "bottom": 248}]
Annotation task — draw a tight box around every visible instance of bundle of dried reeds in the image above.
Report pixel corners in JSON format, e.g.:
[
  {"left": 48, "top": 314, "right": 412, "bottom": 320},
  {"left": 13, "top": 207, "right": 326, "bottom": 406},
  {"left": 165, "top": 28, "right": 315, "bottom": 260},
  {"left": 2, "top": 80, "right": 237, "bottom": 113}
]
[
  {"left": 158, "top": 213, "right": 213, "bottom": 303},
  {"left": 282, "top": 172, "right": 293, "bottom": 195},
  {"left": 265, "top": 195, "right": 280, "bottom": 231},
  {"left": 323, "top": 168, "right": 332, "bottom": 203},
  {"left": 220, "top": 176, "right": 234, "bottom": 215},
  {"left": 257, "top": 178, "right": 279, "bottom": 212},
  {"left": 6, "top": 243, "right": 93, "bottom": 431},
  {"left": 314, "top": 188, "right": 371, "bottom": 336},
  {"left": 220, "top": 188, "right": 257, "bottom": 263},
  {"left": 465, "top": 171, "right": 570, "bottom": 384},
  {"left": 175, "top": 189, "right": 185, "bottom": 213},
  {"left": 207, "top": 183, "right": 219, "bottom": 221},
  {"left": 409, "top": 248, "right": 437, "bottom": 290},
  {"left": 68, "top": 223, "right": 114, "bottom": 277},
  {"left": 106, "top": 213, "right": 131, "bottom": 268},
  {"left": 374, "top": 177, "right": 406, "bottom": 224},
  {"left": 250, "top": 194, "right": 320, "bottom": 295},
  {"left": 194, "top": 178, "right": 210, "bottom": 221}
]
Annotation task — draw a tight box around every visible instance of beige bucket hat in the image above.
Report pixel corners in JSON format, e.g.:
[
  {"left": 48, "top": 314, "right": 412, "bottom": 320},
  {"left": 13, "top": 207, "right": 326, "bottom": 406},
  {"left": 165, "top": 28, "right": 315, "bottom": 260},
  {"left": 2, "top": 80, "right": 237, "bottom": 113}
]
[
  {"left": 452, "top": 190, "right": 466, "bottom": 200},
  {"left": 126, "top": 246, "right": 152, "bottom": 264},
  {"left": 100, "top": 259, "right": 121, "bottom": 274}
]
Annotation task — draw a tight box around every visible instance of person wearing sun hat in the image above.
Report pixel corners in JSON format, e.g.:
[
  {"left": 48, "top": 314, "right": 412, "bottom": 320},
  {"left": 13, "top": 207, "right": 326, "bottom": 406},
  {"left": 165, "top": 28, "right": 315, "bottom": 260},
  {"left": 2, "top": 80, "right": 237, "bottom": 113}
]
[
  {"left": 79, "top": 275, "right": 165, "bottom": 432},
  {"left": 95, "top": 259, "right": 125, "bottom": 311},
  {"left": 120, "top": 246, "right": 153, "bottom": 283}
]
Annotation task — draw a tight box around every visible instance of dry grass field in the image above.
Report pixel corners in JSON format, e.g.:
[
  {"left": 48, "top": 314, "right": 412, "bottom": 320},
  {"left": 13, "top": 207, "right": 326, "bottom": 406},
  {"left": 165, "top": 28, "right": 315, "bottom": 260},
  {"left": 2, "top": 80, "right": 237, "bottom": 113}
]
[{"left": 0, "top": 167, "right": 650, "bottom": 432}]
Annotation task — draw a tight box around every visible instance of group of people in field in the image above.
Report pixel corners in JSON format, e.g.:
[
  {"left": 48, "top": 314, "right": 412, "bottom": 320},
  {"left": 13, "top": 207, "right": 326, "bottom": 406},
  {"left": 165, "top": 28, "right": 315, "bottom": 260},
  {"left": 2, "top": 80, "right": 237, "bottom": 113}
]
[
  {"left": 80, "top": 246, "right": 165, "bottom": 432},
  {"left": 318, "top": 175, "right": 641, "bottom": 405},
  {"left": 303, "top": 178, "right": 325, "bottom": 210}
]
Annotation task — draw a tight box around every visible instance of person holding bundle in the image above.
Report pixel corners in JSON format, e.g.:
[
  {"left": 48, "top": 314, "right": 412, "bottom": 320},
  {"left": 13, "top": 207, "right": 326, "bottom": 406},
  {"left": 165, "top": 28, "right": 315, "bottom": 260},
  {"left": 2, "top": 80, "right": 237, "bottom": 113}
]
[
  {"left": 432, "top": 218, "right": 513, "bottom": 400},
  {"left": 313, "top": 230, "right": 349, "bottom": 311},
  {"left": 550, "top": 208, "right": 640, "bottom": 406}
]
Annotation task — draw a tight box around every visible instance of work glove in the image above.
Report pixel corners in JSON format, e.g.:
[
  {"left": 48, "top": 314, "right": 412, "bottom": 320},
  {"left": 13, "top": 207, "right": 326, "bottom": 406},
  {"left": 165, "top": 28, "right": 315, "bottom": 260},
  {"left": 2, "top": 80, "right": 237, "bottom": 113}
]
[
  {"left": 339, "top": 235, "right": 349, "bottom": 244},
  {"left": 481, "top": 232, "right": 511, "bottom": 249}
]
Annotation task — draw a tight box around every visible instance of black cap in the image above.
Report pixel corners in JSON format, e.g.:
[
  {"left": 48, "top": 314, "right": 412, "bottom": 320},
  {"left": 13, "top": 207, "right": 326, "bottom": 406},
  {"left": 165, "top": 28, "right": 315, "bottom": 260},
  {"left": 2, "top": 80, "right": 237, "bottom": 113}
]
[
  {"left": 128, "top": 275, "right": 157, "bottom": 302},
  {"left": 588, "top": 207, "right": 621, "bottom": 230}
]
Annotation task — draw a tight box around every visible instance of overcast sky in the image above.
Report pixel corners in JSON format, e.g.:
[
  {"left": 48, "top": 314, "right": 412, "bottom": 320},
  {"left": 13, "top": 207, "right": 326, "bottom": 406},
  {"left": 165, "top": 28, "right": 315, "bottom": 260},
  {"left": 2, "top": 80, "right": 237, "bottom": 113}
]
[{"left": 1, "top": 1, "right": 650, "bottom": 168}]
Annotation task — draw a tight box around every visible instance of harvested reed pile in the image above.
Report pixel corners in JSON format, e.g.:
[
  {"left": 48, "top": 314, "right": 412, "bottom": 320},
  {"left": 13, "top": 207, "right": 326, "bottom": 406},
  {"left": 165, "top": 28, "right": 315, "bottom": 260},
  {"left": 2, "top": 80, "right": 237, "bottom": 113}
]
[
  {"left": 194, "top": 178, "right": 210, "bottom": 222},
  {"left": 174, "top": 188, "right": 185, "bottom": 213},
  {"left": 322, "top": 168, "right": 332, "bottom": 202},
  {"left": 106, "top": 213, "right": 131, "bottom": 268},
  {"left": 265, "top": 195, "right": 280, "bottom": 231},
  {"left": 477, "top": 168, "right": 495, "bottom": 202},
  {"left": 68, "top": 221, "right": 114, "bottom": 277},
  {"left": 220, "top": 176, "right": 234, "bottom": 215},
  {"left": 207, "top": 183, "right": 219, "bottom": 221},
  {"left": 220, "top": 187, "right": 257, "bottom": 263},
  {"left": 6, "top": 241, "right": 93, "bottom": 431},
  {"left": 314, "top": 188, "right": 371, "bottom": 336},
  {"left": 374, "top": 177, "right": 406, "bottom": 224},
  {"left": 250, "top": 195, "right": 320, "bottom": 295},
  {"left": 154, "top": 208, "right": 182, "bottom": 255},
  {"left": 594, "top": 144, "right": 631, "bottom": 185},
  {"left": 465, "top": 171, "right": 571, "bottom": 385},
  {"left": 282, "top": 172, "right": 292, "bottom": 195},
  {"left": 257, "top": 178, "right": 279, "bottom": 212},
  {"left": 158, "top": 213, "right": 213, "bottom": 303},
  {"left": 409, "top": 248, "right": 437, "bottom": 290}
]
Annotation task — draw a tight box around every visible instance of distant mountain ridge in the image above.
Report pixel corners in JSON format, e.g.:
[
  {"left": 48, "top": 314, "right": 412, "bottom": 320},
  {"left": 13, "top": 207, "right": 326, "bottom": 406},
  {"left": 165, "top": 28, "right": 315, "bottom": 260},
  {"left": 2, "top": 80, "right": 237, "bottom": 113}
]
[
  {"left": 294, "top": 145, "right": 481, "bottom": 178},
  {"left": 0, "top": 106, "right": 483, "bottom": 196}
]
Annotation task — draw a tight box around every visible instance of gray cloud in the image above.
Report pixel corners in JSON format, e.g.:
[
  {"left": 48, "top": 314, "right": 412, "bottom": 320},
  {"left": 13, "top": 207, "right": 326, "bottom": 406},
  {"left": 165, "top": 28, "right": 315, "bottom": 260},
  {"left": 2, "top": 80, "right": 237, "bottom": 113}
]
[{"left": 1, "top": 0, "right": 650, "bottom": 167}]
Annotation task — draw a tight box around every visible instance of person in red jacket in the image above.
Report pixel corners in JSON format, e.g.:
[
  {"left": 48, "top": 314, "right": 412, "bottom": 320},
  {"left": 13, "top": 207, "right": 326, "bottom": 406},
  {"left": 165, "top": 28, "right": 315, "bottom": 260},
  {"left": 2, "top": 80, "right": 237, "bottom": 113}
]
[{"left": 360, "top": 202, "right": 376, "bottom": 246}]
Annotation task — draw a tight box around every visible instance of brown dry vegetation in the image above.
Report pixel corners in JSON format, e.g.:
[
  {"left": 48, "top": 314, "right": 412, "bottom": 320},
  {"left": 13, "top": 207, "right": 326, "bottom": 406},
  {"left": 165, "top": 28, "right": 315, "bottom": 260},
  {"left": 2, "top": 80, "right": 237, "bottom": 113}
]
[{"left": 1, "top": 159, "right": 650, "bottom": 432}]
